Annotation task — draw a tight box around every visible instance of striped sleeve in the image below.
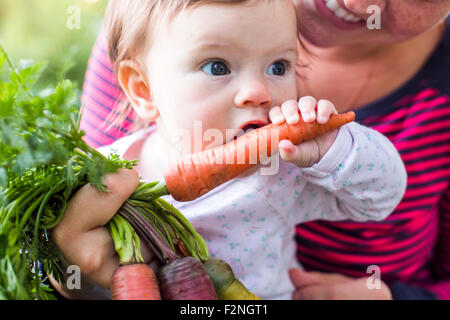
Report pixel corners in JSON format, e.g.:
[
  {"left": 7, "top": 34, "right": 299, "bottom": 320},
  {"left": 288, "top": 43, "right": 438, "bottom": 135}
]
[
  {"left": 80, "top": 29, "right": 137, "bottom": 148},
  {"left": 424, "top": 186, "right": 450, "bottom": 299}
]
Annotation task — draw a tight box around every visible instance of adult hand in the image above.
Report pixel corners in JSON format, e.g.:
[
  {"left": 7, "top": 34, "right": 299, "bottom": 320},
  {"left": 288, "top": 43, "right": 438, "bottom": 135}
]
[
  {"left": 289, "top": 268, "right": 392, "bottom": 300},
  {"left": 49, "top": 169, "right": 159, "bottom": 298}
]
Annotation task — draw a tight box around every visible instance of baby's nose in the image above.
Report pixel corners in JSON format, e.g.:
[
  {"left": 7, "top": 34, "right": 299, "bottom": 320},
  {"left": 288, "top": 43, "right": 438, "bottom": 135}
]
[{"left": 234, "top": 79, "right": 272, "bottom": 109}]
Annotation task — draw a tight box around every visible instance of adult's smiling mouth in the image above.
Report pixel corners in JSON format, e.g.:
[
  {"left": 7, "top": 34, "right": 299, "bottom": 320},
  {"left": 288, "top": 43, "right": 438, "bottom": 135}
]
[
  {"left": 315, "top": 0, "right": 366, "bottom": 30},
  {"left": 323, "top": 0, "right": 362, "bottom": 23}
]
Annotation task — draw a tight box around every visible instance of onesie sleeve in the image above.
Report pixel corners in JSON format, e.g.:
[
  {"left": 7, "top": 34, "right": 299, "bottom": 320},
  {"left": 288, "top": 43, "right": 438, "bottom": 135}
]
[{"left": 288, "top": 122, "right": 407, "bottom": 224}]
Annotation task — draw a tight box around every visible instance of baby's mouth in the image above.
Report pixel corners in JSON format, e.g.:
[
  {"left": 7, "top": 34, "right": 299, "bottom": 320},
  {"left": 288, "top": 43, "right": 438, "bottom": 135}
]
[{"left": 232, "top": 122, "right": 265, "bottom": 141}]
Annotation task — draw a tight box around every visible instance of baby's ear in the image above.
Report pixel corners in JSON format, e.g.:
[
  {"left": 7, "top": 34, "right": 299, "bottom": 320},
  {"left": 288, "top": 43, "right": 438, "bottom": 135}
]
[{"left": 117, "top": 60, "right": 159, "bottom": 121}]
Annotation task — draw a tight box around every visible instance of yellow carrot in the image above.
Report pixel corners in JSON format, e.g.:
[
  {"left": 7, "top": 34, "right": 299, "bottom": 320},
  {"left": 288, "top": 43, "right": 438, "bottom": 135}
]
[{"left": 203, "top": 258, "right": 262, "bottom": 300}]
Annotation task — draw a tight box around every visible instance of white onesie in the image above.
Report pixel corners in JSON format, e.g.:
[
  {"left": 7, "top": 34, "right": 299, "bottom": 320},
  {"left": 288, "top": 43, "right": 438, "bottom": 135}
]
[{"left": 99, "top": 121, "right": 407, "bottom": 299}]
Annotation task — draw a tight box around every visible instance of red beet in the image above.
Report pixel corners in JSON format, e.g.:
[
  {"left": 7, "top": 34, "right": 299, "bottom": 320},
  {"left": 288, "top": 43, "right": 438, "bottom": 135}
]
[{"left": 158, "top": 257, "right": 217, "bottom": 300}]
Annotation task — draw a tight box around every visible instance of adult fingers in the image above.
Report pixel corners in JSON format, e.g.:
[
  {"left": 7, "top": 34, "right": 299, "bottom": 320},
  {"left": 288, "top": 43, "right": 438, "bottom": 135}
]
[
  {"left": 289, "top": 268, "right": 351, "bottom": 288},
  {"left": 289, "top": 268, "right": 322, "bottom": 289},
  {"left": 66, "top": 227, "right": 120, "bottom": 289},
  {"left": 51, "top": 168, "right": 140, "bottom": 288},
  {"left": 55, "top": 168, "right": 140, "bottom": 234},
  {"left": 292, "top": 285, "right": 333, "bottom": 300}
]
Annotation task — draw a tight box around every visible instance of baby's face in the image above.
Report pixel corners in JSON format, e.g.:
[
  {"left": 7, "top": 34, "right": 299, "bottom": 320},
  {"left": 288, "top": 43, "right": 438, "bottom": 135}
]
[{"left": 143, "top": 0, "right": 298, "bottom": 154}]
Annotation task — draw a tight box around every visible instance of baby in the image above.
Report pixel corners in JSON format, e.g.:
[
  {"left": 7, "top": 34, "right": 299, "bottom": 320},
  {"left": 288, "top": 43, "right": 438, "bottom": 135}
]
[{"left": 98, "top": 0, "right": 407, "bottom": 299}]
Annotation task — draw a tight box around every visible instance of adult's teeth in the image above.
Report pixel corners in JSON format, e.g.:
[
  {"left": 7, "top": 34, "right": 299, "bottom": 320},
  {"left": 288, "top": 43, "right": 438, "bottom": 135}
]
[
  {"left": 334, "top": 8, "right": 348, "bottom": 19},
  {"left": 343, "top": 12, "right": 357, "bottom": 22},
  {"left": 323, "top": 0, "right": 361, "bottom": 23},
  {"left": 325, "top": 0, "right": 339, "bottom": 11}
]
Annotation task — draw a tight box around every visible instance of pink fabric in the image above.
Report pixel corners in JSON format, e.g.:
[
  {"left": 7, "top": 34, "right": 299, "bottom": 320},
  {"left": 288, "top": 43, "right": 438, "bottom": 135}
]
[{"left": 80, "top": 31, "right": 137, "bottom": 148}]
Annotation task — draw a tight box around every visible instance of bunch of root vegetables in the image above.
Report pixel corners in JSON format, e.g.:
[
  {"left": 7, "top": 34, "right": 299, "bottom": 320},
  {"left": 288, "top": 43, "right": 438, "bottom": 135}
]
[
  {"left": 108, "top": 111, "right": 354, "bottom": 300},
  {"left": 108, "top": 184, "right": 262, "bottom": 300}
]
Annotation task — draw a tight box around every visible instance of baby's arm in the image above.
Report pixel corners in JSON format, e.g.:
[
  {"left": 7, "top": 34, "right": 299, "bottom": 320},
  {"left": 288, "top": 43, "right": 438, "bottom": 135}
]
[
  {"left": 269, "top": 96, "right": 407, "bottom": 223},
  {"left": 293, "top": 120, "right": 407, "bottom": 223}
]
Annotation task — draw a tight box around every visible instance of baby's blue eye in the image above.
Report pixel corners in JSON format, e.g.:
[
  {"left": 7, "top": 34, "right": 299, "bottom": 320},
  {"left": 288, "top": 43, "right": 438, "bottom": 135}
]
[
  {"left": 268, "top": 61, "right": 286, "bottom": 76},
  {"left": 202, "top": 61, "right": 230, "bottom": 76}
]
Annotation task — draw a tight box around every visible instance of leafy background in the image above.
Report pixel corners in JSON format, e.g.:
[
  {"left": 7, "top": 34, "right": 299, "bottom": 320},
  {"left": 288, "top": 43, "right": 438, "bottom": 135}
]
[{"left": 0, "top": 0, "right": 108, "bottom": 92}]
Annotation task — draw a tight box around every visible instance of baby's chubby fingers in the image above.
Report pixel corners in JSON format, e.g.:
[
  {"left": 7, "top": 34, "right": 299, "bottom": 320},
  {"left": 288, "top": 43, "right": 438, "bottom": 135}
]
[
  {"left": 316, "top": 99, "right": 338, "bottom": 124},
  {"left": 269, "top": 97, "right": 338, "bottom": 126},
  {"left": 281, "top": 100, "right": 300, "bottom": 124},
  {"left": 298, "top": 96, "right": 317, "bottom": 123},
  {"left": 269, "top": 100, "right": 300, "bottom": 125},
  {"left": 268, "top": 106, "right": 284, "bottom": 125},
  {"left": 279, "top": 139, "right": 300, "bottom": 161},
  {"left": 278, "top": 139, "right": 318, "bottom": 167}
]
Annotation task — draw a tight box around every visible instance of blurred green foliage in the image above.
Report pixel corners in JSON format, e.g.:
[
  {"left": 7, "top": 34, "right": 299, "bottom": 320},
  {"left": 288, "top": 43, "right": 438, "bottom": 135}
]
[{"left": 0, "top": 0, "right": 108, "bottom": 91}]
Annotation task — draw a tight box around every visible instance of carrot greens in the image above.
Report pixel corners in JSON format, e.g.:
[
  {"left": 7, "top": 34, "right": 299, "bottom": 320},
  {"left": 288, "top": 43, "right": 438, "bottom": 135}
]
[{"left": 0, "top": 44, "right": 208, "bottom": 300}]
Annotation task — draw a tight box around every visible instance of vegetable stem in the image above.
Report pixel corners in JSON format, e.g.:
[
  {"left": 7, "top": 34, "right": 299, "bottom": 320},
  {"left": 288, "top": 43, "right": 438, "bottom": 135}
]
[{"left": 119, "top": 203, "right": 179, "bottom": 264}]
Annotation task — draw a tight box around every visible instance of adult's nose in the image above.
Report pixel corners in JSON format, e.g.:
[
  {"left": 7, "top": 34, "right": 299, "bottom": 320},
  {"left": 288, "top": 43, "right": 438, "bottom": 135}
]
[{"left": 234, "top": 77, "right": 272, "bottom": 109}]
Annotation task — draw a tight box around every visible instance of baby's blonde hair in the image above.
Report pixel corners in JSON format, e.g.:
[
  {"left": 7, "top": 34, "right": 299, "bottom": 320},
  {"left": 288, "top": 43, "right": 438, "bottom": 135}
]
[{"left": 104, "top": 0, "right": 261, "bottom": 72}]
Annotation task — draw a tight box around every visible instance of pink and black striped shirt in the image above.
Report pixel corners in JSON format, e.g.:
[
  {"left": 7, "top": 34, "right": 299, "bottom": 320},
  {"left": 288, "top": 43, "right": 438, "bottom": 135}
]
[{"left": 79, "top": 18, "right": 450, "bottom": 299}]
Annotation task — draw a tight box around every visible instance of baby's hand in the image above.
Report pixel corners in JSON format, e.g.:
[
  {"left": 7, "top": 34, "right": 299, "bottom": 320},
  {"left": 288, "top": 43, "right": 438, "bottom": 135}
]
[{"left": 269, "top": 96, "right": 339, "bottom": 167}]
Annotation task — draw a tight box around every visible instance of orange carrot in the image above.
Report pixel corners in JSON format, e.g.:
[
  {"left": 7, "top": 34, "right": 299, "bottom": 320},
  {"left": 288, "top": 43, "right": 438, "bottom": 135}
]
[
  {"left": 108, "top": 214, "right": 162, "bottom": 300},
  {"left": 164, "top": 111, "right": 355, "bottom": 202},
  {"left": 111, "top": 264, "right": 161, "bottom": 300}
]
